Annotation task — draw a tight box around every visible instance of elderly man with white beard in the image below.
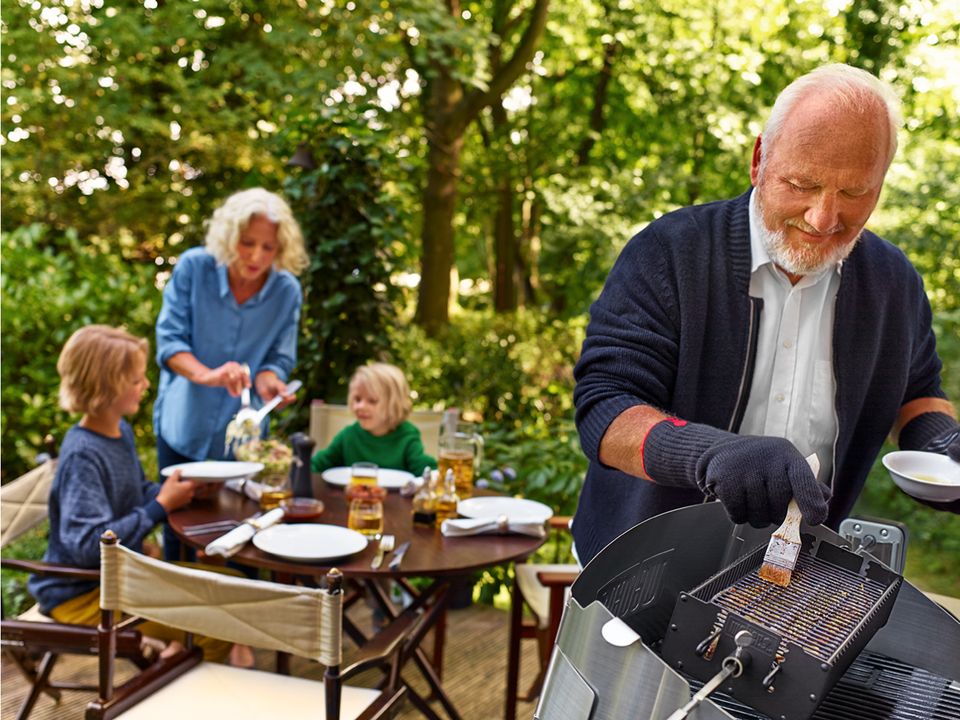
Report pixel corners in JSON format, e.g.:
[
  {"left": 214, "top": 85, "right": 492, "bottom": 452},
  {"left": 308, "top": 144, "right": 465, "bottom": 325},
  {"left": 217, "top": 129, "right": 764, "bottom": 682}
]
[{"left": 571, "top": 63, "right": 959, "bottom": 566}]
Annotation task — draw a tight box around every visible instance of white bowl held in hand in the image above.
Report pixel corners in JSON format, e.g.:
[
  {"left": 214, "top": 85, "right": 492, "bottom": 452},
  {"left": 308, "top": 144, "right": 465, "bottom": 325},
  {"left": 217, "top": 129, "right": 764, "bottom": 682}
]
[{"left": 882, "top": 451, "right": 960, "bottom": 502}]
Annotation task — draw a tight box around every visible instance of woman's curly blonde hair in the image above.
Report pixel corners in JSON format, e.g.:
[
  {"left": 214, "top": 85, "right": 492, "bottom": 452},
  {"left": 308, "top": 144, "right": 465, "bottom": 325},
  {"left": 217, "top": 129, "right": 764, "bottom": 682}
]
[{"left": 204, "top": 188, "right": 309, "bottom": 276}]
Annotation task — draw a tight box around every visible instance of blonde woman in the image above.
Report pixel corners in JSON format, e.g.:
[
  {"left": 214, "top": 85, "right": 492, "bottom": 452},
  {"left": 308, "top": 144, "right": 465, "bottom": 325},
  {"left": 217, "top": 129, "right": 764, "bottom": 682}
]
[
  {"left": 310, "top": 363, "right": 436, "bottom": 476},
  {"left": 154, "top": 188, "right": 308, "bottom": 560}
]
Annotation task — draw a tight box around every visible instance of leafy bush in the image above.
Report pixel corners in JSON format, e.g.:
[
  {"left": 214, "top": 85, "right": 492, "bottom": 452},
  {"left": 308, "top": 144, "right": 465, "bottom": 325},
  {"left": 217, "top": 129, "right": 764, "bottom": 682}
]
[
  {"left": 1, "top": 224, "right": 162, "bottom": 481},
  {"left": 1, "top": 525, "right": 49, "bottom": 618},
  {"left": 391, "top": 310, "right": 586, "bottom": 603},
  {"left": 279, "top": 121, "right": 403, "bottom": 433}
]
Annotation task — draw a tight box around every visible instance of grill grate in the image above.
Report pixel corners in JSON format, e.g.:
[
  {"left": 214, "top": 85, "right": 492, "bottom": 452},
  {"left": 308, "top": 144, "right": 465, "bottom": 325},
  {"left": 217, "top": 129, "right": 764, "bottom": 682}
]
[
  {"left": 708, "top": 550, "right": 888, "bottom": 662},
  {"left": 686, "top": 651, "right": 960, "bottom": 720}
]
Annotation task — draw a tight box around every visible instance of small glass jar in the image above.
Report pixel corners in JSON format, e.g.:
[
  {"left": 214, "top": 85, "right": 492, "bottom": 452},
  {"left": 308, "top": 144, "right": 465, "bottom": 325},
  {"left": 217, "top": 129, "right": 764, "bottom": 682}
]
[{"left": 346, "top": 484, "right": 387, "bottom": 537}]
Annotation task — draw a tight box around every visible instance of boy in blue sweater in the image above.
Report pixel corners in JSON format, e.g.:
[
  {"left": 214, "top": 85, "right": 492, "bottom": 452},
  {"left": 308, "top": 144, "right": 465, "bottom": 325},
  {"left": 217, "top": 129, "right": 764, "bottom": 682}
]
[{"left": 29, "top": 325, "right": 232, "bottom": 660}]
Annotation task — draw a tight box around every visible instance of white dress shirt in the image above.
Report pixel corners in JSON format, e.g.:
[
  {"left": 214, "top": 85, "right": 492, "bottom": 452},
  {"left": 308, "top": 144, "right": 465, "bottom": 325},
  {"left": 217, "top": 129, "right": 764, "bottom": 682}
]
[{"left": 739, "top": 190, "right": 840, "bottom": 487}]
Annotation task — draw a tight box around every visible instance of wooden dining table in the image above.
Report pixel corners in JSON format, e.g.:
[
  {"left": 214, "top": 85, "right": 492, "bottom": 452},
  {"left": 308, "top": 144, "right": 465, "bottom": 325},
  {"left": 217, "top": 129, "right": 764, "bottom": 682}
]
[{"left": 167, "top": 475, "right": 546, "bottom": 720}]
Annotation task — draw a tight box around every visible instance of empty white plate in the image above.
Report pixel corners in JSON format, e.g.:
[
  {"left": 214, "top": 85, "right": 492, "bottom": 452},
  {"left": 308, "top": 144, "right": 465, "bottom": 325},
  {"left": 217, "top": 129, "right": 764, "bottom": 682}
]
[
  {"left": 252, "top": 524, "right": 368, "bottom": 563},
  {"left": 882, "top": 451, "right": 960, "bottom": 502},
  {"left": 161, "top": 461, "right": 264, "bottom": 483},
  {"left": 321, "top": 466, "right": 417, "bottom": 490},
  {"left": 457, "top": 496, "right": 553, "bottom": 523}
]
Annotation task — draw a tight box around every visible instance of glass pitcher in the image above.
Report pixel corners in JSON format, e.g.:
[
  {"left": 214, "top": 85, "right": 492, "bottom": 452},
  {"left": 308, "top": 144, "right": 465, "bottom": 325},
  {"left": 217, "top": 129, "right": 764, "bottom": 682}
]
[{"left": 438, "top": 421, "right": 483, "bottom": 499}]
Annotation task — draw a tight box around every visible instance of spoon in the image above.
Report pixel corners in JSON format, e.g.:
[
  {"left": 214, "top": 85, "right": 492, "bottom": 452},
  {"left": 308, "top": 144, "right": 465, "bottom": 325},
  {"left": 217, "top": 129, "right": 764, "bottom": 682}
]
[{"left": 252, "top": 380, "right": 302, "bottom": 424}]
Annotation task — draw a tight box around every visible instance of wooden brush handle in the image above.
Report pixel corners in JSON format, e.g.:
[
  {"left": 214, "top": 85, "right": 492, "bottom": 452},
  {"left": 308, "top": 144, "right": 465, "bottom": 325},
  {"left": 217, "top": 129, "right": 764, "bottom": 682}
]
[{"left": 780, "top": 499, "right": 803, "bottom": 543}]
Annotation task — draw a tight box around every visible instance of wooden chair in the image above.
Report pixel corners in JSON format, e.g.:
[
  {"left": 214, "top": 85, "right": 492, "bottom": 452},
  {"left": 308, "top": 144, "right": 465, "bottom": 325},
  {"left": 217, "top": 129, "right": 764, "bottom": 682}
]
[
  {"left": 504, "top": 516, "right": 580, "bottom": 720},
  {"left": 1, "top": 437, "right": 153, "bottom": 720},
  {"left": 309, "top": 401, "right": 445, "bottom": 457},
  {"left": 87, "top": 531, "right": 409, "bottom": 720}
]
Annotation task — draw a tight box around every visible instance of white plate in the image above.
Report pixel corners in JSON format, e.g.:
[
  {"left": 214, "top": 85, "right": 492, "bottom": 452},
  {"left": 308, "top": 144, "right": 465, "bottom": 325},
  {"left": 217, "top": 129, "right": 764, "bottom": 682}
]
[
  {"left": 161, "top": 461, "right": 264, "bottom": 483},
  {"left": 321, "top": 466, "right": 417, "bottom": 490},
  {"left": 252, "top": 524, "right": 368, "bottom": 563},
  {"left": 457, "top": 496, "right": 554, "bottom": 523},
  {"left": 882, "top": 451, "right": 960, "bottom": 502}
]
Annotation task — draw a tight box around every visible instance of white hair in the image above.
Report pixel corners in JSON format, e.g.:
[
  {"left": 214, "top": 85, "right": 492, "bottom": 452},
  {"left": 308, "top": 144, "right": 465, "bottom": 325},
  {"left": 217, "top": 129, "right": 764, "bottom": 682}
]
[
  {"left": 760, "top": 63, "right": 903, "bottom": 176},
  {"left": 204, "top": 188, "right": 309, "bottom": 275}
]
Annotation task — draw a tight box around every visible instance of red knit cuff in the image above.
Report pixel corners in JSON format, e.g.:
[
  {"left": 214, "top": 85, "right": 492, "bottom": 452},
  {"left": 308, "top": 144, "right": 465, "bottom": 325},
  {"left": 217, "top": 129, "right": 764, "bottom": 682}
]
[{"left": 639, "top": 417, "right": 687, "bottom": 477}]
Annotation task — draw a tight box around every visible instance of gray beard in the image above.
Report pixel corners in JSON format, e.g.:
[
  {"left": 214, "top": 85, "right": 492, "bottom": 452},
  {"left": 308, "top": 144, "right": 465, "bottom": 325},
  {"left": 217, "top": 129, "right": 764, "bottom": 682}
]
[{"left": 756, "top": 196, "right": 860, "bottom": 276}]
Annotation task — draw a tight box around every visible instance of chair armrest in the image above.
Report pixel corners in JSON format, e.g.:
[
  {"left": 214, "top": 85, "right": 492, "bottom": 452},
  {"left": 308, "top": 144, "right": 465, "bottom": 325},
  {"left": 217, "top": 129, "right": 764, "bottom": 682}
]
[
  {"left": 535, "top": 570, "right": 578, "bottom": 587},
  {"left": 339, "top": 605, "right": 421, "bottom": 679},
  {"left": 1, "top": 557, "right": 100, "bottom": 581},
  {"left": 1, "top": 618, "right": 144, "bottom": 657}
]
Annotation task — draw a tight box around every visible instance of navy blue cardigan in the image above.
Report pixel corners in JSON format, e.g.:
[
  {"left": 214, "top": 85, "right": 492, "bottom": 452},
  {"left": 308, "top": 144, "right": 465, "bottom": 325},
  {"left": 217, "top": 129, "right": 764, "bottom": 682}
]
[{"left": 572, "top": 190, "right": 946, "bottom": 565}]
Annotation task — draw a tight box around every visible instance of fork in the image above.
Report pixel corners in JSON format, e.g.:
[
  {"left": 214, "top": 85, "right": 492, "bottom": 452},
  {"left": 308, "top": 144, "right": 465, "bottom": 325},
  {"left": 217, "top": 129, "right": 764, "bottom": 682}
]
[{"left": 370, "top": 534, "right": 395, "bottom": 570}]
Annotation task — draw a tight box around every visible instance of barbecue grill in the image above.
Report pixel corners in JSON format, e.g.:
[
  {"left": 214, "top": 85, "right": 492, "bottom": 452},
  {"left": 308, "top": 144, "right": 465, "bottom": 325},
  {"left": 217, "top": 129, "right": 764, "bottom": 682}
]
[{"left": 535, "top": 502, "right": 960, "bottom": 720}]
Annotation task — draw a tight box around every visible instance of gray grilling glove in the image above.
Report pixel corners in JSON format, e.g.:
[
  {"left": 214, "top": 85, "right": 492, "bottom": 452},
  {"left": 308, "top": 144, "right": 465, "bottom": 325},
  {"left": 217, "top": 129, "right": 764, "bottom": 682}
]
[
  {"left": 899, "top": 412, "right": 960, "bottom": 462},
  {"left": 642, "top": 419, "right": 832, "bottom": 528}
]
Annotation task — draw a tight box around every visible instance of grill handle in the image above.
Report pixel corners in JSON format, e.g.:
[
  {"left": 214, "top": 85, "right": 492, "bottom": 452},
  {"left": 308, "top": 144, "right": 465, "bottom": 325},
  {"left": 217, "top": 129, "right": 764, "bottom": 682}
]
[{"left": 666, "top": 630, "right": 754, "bottom": 720}]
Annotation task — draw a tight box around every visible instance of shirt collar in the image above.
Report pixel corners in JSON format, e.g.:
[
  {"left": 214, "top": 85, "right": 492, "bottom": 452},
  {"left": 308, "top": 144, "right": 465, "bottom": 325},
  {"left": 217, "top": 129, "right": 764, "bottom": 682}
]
[
  {"left": 747, "top": 188, "right": 842, "bottom": 282},
  {"left": 215, "top": 261, "right": 278, "bottom": 304}
]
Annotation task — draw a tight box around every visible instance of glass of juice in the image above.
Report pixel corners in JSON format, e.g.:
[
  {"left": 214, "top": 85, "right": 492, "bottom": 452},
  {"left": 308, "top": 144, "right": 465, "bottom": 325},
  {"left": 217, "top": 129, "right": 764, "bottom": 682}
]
[{"left": 350, "top": 461, "right": 379, "bottom": 486}]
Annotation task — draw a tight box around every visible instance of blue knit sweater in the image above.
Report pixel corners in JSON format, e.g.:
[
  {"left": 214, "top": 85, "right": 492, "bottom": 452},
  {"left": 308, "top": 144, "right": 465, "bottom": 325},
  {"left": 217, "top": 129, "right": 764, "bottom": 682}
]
[
  {"left": 29, "top": 422, "right": 166, "bottom": 613},
  {"left": 572, "top": 190, "right": 946, "bottom": 565}
]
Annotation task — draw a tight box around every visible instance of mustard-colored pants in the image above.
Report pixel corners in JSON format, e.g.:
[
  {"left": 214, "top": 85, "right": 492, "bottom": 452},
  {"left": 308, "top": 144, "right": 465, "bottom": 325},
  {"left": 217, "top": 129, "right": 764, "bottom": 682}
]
[{"left": 50, "top": 564, "right": 238, "bottom": 663}]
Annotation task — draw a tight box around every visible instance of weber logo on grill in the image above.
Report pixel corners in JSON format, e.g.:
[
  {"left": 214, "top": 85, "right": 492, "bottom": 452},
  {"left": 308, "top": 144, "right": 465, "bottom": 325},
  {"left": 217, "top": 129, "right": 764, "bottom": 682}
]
[
  {"left": 597, "top": 549, "right": 672, "bottom": 617},
  {"left": 723, "top": 615, "right": 778, "bottom": 658}
]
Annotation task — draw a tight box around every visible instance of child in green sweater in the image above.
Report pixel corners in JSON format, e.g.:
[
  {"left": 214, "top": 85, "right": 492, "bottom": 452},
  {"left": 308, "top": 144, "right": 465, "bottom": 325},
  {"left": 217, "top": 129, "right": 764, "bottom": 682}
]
[{"left": 310, "top": 363, "right": 436, "bottom": 475}]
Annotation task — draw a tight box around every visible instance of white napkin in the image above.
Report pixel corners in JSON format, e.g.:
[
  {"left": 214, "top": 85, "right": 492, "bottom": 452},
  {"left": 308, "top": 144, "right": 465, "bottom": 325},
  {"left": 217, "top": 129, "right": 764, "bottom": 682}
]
[
  {"left": 224, "top": 475, "right": 263, "bottom": 502},
  {"left": 204, "top": 507, "right": 284, "bottom": 558},
  {"left": 441, "top": 516, "right": 546, "bottom": 538}
]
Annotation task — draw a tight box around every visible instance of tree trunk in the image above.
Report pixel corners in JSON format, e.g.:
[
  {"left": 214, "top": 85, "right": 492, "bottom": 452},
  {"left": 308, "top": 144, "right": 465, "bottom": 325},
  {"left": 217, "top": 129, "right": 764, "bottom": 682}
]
[
  {"left": 416, "top": 122, "right": 464, "bottom": 334},
  {"left": 413, "top": 0, "right": 550, "bottom": 334},
  {"left": 492, "top": 175, "right": 518, "bottom": 311}
]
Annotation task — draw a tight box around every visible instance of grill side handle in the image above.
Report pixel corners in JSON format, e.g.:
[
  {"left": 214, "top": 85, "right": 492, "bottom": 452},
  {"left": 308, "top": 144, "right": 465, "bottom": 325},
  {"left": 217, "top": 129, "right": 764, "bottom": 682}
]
[{"left": 665, "top": 630, "right": 754, "bottom": 720}]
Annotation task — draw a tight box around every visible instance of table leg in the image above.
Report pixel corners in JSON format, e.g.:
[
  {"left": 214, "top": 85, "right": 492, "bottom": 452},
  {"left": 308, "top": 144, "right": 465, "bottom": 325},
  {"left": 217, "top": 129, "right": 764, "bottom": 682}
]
[{"left": 432, "top": 605, "right": 447, "bottom": 680}]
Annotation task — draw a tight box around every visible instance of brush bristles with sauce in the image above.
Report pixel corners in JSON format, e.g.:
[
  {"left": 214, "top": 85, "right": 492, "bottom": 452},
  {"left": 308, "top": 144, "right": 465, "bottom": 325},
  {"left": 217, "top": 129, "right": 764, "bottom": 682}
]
[
  {"left": 758, "top": 503, "right": 802, "bottom": 586},
  {"left": 759, "top": 454, "right": 819, "bottom": 587}
]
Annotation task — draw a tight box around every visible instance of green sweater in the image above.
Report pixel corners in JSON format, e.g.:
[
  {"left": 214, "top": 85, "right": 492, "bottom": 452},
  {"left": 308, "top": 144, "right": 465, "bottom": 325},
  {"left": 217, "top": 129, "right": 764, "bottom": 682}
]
[{"left": 310, "top": 420, "right": 436, "bottom": 476}]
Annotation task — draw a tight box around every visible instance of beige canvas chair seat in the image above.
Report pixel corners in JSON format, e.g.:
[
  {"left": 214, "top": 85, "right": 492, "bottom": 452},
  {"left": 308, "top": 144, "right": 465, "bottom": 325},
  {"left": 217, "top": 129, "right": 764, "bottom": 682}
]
[
  {"left": 88, "top": 532, "right": 408, "bottom": 720},
  {"left": 514, "top": 562, "right": 579, "bottom": 630},
  {"left": 115, "top": 662, "right": 382, "bottom": 720}
]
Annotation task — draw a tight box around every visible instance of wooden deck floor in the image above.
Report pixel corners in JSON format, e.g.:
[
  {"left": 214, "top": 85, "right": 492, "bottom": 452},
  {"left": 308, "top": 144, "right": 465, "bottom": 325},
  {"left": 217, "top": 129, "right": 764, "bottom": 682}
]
[{"left": 1, "top": 601, "right": 542, "bottom": 720}]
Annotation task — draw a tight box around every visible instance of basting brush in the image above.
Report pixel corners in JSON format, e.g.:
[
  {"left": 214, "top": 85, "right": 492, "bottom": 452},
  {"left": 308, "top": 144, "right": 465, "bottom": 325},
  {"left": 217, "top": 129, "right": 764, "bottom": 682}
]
[{"left": 759, "top": 453, "right": 820, "bottom": 587}]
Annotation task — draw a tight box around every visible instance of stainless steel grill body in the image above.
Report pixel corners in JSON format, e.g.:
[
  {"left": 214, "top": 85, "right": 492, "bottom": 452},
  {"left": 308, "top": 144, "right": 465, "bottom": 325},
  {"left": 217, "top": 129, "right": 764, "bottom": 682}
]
[{"left": 535, "top": 503, "right": 960, "bottom": 720}]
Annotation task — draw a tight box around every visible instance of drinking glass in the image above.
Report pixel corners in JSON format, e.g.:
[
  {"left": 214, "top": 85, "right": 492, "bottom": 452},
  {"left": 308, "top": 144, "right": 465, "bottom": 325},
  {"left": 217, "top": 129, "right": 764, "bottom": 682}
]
[
  {"left": 350, "top": 461, "right": 379, "bottom": 486},
  {"left": 259, "top": 473, "right": 293, "bottom": 511},
  {"left": 438, "top": 422, "right": 483, "bottom": 498},
  {"left": 346, "top": 485, "right": 386, "bottom": 537}
]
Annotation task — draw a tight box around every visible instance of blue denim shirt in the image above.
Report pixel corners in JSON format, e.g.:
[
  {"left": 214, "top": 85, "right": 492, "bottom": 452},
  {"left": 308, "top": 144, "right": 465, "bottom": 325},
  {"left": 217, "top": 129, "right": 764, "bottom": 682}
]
[{"left": 154, "top": 247, "right": 302, "bottom": 460}]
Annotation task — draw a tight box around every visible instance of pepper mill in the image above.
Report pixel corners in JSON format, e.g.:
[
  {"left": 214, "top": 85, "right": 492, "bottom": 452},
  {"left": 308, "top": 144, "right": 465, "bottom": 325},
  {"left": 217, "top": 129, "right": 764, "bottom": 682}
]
[{"left": 288, "top": 432, "right": 316, "bottom": 497}]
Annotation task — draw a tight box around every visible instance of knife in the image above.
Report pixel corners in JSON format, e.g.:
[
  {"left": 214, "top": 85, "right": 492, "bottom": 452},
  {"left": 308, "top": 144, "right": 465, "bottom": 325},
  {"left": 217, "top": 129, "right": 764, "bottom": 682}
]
[{"left": 388, "top": 541, "right": 411, "bottom": 571}]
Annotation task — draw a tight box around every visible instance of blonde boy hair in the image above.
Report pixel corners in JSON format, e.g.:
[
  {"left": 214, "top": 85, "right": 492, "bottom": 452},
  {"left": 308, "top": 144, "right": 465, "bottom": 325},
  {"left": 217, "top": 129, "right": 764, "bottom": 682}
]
[
  {"left": 204, "top": 188, "right": 309, "bottom": 276},
  {"left": 58, "top": 325, "right": 149, "bottom": 415},
  {"left": 350, "top": 363, "right": 412, "bottom": 431}
]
